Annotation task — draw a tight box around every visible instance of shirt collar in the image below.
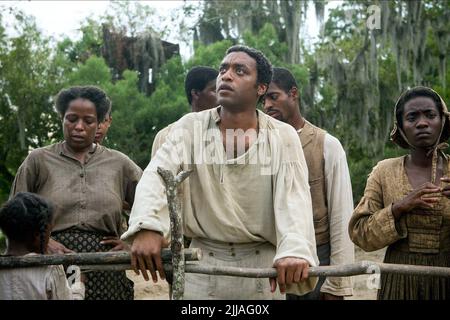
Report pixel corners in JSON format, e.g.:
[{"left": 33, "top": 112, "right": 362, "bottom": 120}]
[
  {"left": 211, "top": 105, "right": 264, "bottom": 128},
  {"left": 59, "top": 141, "right": 98, "bottom": 163}
]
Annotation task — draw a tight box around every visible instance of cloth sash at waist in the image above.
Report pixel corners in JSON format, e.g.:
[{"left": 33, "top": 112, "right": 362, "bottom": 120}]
[{"left": 190, "top": 238, "right": 276, "bottom": 262}]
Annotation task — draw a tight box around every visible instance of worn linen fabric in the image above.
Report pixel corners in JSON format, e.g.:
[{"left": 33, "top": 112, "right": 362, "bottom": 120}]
[
  {"left": 10, "top": 141, "right": 142, "bottom": 236},
  {"left": 122, "top": 106, "right": 319, "bottom": 297},
  {"left": 10, "top": 141, "right": 141, "bottom": 299},
  {"left": 184, "top": 238, "right": 287, "bottom": 299},
  {"left": 298, "top": 120, "right": 355, "bottom": 297},
  {"left": 349, "top": 156, "right": 450, "bottom": 300},
  {"left": 152, "top": 124, "right": 174, "bottom": 158},
  {"left": 0, "top": 253, "right": 85, "bottom": 300}
]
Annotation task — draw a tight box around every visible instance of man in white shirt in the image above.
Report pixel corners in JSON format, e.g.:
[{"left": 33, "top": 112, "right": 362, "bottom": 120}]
[
  {"left": 122, "top": 46, "right": 319, "bottom": 299},
  {"left": 264, "top": 67, "right": 354, "bottom": 300}
]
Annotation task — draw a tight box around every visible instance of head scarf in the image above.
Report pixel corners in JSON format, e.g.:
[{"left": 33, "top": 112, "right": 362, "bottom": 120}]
[{"left": 390, "top": 86, "right": 449, "bottom": 184}]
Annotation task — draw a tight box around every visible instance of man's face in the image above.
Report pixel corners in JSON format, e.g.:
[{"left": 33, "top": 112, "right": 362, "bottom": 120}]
[
  {"left": 263, "top": 82, "right": 296, "bottom": 123},
  {"left": 95, "top": 115, "right": 112, "bottom": 144},
  {"left": 192, "top": 79, "right": 218, "bottom": 112},
  {"left": 216, "top": 51, "right": 266, "bottom": 109}
]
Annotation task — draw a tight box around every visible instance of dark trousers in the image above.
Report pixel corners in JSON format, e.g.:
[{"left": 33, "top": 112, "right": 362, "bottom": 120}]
[{"left": 286, "top": 242, "right": 330, "bottom": 300}]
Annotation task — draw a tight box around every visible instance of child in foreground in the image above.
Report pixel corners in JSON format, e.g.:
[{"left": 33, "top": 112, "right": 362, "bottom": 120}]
[{"left": 0, "top": 192, "right": 84, "bottom": 300}]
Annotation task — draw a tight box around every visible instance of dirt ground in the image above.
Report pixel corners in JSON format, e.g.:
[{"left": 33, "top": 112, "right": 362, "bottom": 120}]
[
  {"left": 128, "top": 246, "right": 386, "bottom": 300},
  {"left": 347, "top": 246, "right": 386, "bottom": 300},
  {"left": 128, "top": 270, "right": 170, "bottom": 300}
]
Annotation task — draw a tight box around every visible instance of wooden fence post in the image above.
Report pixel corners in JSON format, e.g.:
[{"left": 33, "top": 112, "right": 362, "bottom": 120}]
[{"left": 157, "top": 167, "right": 192, "bottom": 300}]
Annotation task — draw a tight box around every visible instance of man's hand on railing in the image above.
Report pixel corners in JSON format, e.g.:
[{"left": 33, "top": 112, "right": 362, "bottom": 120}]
[
  {"left": 270, "top": 257, "right": 310, "bottom": 294},
  {"left": 130, "top": 229, "right": 169, "bottom": 282}
]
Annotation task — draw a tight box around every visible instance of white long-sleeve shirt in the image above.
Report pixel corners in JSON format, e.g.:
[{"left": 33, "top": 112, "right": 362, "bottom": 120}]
[
  {"left": 122, "top": 107, "right": 319, "bottom": 295},
  {"left": 321, "top": 133, "right": 355, "bottom": 296}
]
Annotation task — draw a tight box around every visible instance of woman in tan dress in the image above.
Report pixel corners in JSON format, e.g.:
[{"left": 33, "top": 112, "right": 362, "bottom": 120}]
[
  {"left": 10, "top": 86, "right": 142, "bottom": 299},
  {"left": 349, "top": 86, "right": 450, "bottom": 300}
]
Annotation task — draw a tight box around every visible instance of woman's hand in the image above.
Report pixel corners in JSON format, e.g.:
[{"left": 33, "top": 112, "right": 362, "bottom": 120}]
[
  {"left": 47, "top": 238, "right": 75, "bottom": 254},
  {"left": 101, "top": 236, "right": 130, "bottom": 252},
  {"left": 392, "top": 182, "right": 440, "bottom": 220}
]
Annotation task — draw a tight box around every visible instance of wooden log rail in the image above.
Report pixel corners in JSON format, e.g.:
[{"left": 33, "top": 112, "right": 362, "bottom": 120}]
[
  {"left": 0, "top": 249, "right": 201, "bottom": 269},
  {"left": 77, "top": 261, "right": 450, "bottom": 278},
  {"left": 1, "top": 251, "right": 450, "bottom": 278},
  {"left": 180, "top": 261, "right": 450, "bottom": 278},
  {"left": 3, "top": 252, "right": 448, "bottom": 278}
]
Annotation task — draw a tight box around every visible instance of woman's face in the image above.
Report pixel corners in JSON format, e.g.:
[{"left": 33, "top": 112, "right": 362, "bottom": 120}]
[
  {"left": 402, "top": 96, "right": 442, "bottom": 149},
  {"left": 63, "top": 98, "right": 98, "bottom": 151}
]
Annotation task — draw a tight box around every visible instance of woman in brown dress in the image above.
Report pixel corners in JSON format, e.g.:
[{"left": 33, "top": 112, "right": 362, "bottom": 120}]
[
  {"left": 349, "top": 86, "right": 450, "bottom": 300},
  {"left": 10, "top": 86, "right": 142, "bottom": 299}
]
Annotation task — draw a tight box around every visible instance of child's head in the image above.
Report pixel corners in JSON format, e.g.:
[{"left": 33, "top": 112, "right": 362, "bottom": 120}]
[{"left": 0, "top": 192, "right": 54, "bottom": 254}]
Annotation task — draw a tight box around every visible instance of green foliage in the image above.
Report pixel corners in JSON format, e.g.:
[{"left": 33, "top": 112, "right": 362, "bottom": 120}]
[
  {"left": 242, "top": 23, "right": 288, "bottom": 66},
  {"left": 189, "top": 40, "right": 233, "bottom": 69},
  {"left": 107, "top": 70, "right": 153, "bottom": 167},
  {"left": 0, "top": 8, "right": 66, "bottom": 202},
  {"left": 57, "top": 18, "right": 103, "bottom": 64},
  {"left": 103, "top": 0, "right": 159, "bottom": 37},
  {"left": 68, "top": 56, "right": 112, "bottom": 88}
]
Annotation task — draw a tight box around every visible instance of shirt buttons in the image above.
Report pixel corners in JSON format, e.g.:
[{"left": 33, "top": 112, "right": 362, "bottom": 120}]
[{"left": 79, "top": 173, "right": 84, "bottom": 178}]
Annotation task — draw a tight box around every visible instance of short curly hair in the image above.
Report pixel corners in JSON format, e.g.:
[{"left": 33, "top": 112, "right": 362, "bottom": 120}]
[
  {"left": 55, "top": 86, "right": 111, "bottom": 122},
  {"left": 0, "top": 192, "right": 54, "bottom": 254},
  {"left": 225, "top": 45, "right": 273, "bottom": 87},
  {"left": 272, "top": 67, "right": 298, "bottom": 93},
  {"left": 185, "top": 66, "right": 218, "bottom": 105}
]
